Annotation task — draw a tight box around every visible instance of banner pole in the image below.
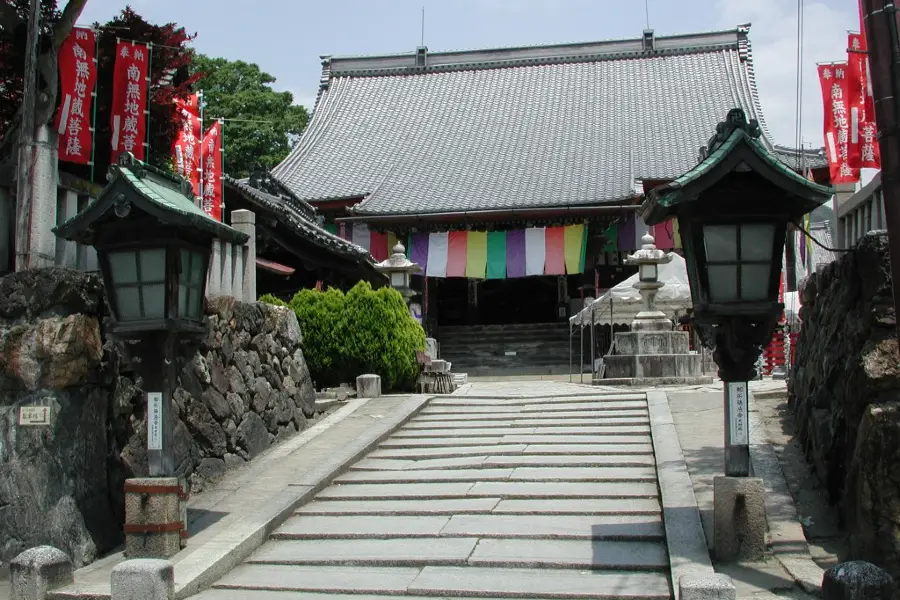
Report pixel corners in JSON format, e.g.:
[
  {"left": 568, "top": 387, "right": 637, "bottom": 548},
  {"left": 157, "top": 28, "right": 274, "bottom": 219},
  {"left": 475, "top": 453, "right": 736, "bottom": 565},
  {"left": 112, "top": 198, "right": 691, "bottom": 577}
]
[
  {"left": 89, "top": 28, "right": 99, "bottom": 182},
  {"left": 219, "top": 117, "right": 225, "bottom": 221},
  {"left": 145, "top": 42, "right": 153, "bottom": 163},
  {"left": 198, "top": 89, "right": 205, "bottom": 209}
]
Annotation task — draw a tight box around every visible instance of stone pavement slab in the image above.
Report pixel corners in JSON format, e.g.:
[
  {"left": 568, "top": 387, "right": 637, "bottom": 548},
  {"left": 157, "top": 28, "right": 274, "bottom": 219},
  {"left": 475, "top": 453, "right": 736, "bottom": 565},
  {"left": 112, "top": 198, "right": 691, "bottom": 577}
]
[
  {"left": 411, "top": 409, "right": 649, "bottom": 421},
  {"left": 335, "top": 468, "right": 516, "bottom": 483},
  {"left": 368, "top": 444, "right": 528, "bottom": 458},
  {"left": 467, "top": 538, "right": 669, "bottom": 569},
  {"left": 378, "top": 436, "right": 506, "bottom": 447},
  {"left": 214, "top": 564, "right": 422, "bottom": 594},
  {"left": 502, "top": 434, "right": 652, "bottom": 444},
  {"left": 508, "top": 466, "right": 657, "bottom": 481},
  {"left": 405, "top": 416, "right": 650, "bottom": 427},
  {"left": 407, "top": 565, "right": 671, "bottom": 599},
  {"left": 316, "top": 482, "right": 476, "bottom": 499},
  {"left": 246, "top": 538, "right": 479, "bottom": 565},
  {"left": 466, "top": 481, "right": 659, "bottom": 498},
  {"left": 483, "top": 454, "right": 656, "bottom": 467},
  {"left": 353, "top": 455, "right": 489, "bottom": 469},
  {"left": 520, "top": 443, "right": 654, "bottom": 454},
  {"left": 440, "top": 514, "right": 664, "bottom": 539}
]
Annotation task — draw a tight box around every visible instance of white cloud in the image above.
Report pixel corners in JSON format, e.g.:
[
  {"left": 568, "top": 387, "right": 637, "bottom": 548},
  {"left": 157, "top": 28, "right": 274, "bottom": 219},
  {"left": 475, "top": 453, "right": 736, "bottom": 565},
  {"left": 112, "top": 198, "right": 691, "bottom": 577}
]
[{"left": 714, "top": 0, "right": 854, "bottom": 150}]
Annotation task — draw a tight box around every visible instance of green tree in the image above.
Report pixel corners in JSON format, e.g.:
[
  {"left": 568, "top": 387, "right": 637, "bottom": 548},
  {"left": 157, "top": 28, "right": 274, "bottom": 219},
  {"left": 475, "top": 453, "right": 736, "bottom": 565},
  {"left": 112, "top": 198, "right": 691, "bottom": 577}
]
[{"left": 191, "top": 54, "right": 309, "bottom": 178}]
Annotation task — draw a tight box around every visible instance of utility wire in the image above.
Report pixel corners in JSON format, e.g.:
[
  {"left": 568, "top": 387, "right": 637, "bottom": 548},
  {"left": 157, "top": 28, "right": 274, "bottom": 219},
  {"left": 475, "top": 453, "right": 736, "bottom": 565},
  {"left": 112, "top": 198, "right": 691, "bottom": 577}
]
[{"left": 791, "top": 219, "right": 853, "bottom": 253}]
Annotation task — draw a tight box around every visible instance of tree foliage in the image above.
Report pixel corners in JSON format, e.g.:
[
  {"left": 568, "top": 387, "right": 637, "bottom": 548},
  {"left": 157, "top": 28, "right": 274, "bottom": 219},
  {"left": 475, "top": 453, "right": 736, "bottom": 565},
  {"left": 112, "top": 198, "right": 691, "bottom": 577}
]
[
  {"left": 261, "top": 282, "right": 425, "bottom": 393},
  {"left": 191, "top": 54, "right": 309, "bottom": 178}
]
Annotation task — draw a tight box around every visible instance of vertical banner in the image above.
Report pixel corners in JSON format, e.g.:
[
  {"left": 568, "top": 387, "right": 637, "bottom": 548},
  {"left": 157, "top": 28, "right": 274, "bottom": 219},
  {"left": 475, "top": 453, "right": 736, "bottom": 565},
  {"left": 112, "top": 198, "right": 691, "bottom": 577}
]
[
  {"left": 172, "top": 94, "right": 202, "bottom": 195},
  {"left": 817, "top": 63, "right": 860, "bottom": 184},
  {"left": 56, "top": 27, "right": 97, "bottom": 165},
  {"left": 110, "top": 40, "right": 150, "bottom": 161},
  {"left": 847, "top": 33, "right": 881, "bottom": 169},
  {"left": 201, "top": 121, "right": 223, "bottom": 221}
]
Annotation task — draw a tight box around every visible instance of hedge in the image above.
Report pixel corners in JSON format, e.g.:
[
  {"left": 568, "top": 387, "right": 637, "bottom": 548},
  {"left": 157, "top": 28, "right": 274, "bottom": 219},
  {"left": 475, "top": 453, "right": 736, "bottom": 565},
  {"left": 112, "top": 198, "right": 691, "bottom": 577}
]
[{"left": 260, "top": 282, "right": 425, "bottom": 392}]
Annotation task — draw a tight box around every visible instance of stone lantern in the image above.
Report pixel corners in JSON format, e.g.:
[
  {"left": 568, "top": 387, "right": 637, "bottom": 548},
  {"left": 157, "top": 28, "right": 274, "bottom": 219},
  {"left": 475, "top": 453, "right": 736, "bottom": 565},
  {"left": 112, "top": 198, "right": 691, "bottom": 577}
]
[
  {"left": 374, "top": 242, "right": 421, "bottom": 304},
  {"left": 624, "top": 233, "right": 674, "bottom": 330}
]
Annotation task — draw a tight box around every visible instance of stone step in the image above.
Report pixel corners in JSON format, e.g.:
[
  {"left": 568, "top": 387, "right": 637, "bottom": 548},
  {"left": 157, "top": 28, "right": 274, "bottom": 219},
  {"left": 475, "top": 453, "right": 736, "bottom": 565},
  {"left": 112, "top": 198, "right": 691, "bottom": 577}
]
[
  {"left": 315, "top": 481, "right": 658, "bottom": 500},
  {"left": 247, "top": 538, "right": 668, "bottom": 571},
  {"left": 426, "top": 394, "right": 646, "bottom": 404},
  {"left": 379, "top": 436, "right": 652, "bottom": 448},
  {"left": 492, "top": 498, "right": 662, "bottom": 515},
  {"left": 410, "top": 409, "right": 649, "bottom": 421},
  {"left": 273, "top": 513, "right": 664, "bottom": 541},
  {"left": 403, "top": 417, "right": 650, "bottom": 429},
  {"left": 407, "top": 566, "right": 671, "bottom": 599},
  {"left": 391, "top": 426, "right": 651, "bottom": 438},
  {"left": 213, "top": 564, "right": 671, "bottom": 599},
  {"left": 353, "top": 454, "right": 656, "bottom": 470},
  {"left": 368, "top": 443, "right": 654, "bottom": 459},
  {"left": 334, "top": 466, "right": 657, "bottom": 484},
  {"left": 296, "top": 498, "right": 502, "bottom": 515}
]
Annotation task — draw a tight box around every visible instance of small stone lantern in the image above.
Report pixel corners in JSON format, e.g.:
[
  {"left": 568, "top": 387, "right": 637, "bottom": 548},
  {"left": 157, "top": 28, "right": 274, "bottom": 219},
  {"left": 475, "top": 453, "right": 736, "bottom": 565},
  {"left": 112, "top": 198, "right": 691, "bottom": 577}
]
[
  {"left": 374, "top": 242, "right": 421, "bottom": 304},
  {"left": 624, "top": 233, "right": 673, "bottom": 331}
]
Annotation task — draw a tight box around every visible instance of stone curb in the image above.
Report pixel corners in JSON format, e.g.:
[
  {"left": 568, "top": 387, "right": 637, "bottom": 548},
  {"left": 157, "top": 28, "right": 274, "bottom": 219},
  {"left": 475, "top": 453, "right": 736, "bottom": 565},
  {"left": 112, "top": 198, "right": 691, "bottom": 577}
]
[
  {"left": 748, "top": 401, "right": 824, "bottom": 596},
  {"left": 48, "top": 394, "right": 433, "bottom": 600},
  {"left": 647, "top": 391, "right": 720, "bottom": 600}
]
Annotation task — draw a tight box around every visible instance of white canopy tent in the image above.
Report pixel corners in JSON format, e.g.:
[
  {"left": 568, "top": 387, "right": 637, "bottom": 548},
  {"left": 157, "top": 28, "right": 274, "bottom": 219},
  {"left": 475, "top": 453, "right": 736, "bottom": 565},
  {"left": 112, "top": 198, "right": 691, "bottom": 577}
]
[{"left": 570, "top": 253, "right": 693, "bottom": 328}]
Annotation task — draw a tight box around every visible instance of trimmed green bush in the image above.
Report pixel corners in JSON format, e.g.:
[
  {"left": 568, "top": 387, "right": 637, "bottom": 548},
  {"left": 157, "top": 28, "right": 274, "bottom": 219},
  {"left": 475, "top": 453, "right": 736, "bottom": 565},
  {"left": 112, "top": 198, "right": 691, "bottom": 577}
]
[{"left": 262, "top": 282, "right": 425, "bottom": 392}]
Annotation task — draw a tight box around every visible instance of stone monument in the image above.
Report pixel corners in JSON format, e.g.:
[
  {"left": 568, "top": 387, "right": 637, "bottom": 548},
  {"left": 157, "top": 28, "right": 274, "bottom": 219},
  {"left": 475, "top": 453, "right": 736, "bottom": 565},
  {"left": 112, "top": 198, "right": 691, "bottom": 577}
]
[{"left": 599, "top": 234, "right": 710, "bottom": 384}]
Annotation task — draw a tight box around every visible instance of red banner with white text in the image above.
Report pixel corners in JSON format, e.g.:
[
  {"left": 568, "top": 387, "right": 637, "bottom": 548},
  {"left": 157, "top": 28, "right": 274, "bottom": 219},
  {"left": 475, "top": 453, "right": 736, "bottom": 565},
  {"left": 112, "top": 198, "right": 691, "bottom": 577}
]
[
  {"left": 847, "top": 33, "right": 880, "bottom": 169},
  {"left": 817, "top": 63, "right": 860, "bottom": 184},
  {"left": 173, "top": 94, "right": 201, "bottom": 196},
  {"left": 54, "top": 27, "right": 97, "bottom": 165},
  {"left": 110, "top": 40, "right": 150, "bottom": 162},
  {"left": 201, "top": 121, "right": 223, "bottom": 221}
]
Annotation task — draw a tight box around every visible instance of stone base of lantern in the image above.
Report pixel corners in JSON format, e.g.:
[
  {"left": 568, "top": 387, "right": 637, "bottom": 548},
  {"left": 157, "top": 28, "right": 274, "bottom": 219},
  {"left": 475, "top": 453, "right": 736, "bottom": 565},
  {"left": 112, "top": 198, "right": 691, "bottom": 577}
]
[{"left": 597, "top": 327, "right": 712, "bottom": 386}]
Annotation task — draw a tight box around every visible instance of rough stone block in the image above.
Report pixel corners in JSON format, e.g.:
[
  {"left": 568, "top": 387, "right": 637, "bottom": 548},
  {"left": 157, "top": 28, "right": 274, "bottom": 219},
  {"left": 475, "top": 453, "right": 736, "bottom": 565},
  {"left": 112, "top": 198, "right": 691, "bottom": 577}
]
[
  {"left": 124, "top": 477, "right": 182, "bottom": 559},
  {"left": 678, "top": 574, "right": 736, "bottom": 600},
  {"left": 425, "top": 337, "right": 439, "bottom": 359},
  {"left": 430, "top": 359, "right": 449, "bottom": 373},
  {"left": 713, "top": 476, "right": 766, "bottom": 562},
  {"left": 110, "top": 559, "right": 175, "bottom": 600},
  {"left": 357, "top": 374, "right": 382, "bottom": 398},
  {"left": 822, "top": 561, "right": 894, "bottom": 600},
  {"left": 10, "top": 546, "right": 74, "bottom": 600}
]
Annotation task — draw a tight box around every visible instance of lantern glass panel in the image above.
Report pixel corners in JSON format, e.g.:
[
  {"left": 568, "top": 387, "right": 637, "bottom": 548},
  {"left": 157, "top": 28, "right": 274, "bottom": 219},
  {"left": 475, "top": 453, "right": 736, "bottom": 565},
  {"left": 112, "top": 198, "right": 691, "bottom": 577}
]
[
  {"left": 391, "top": 272, "right": 405, "bottom": 287},
  {"left": 740, "top": 224, "right": 775, "bottom": 262},
  {"left": 639, "top": 263, "right": 658, "bottom": 282},
  {"left": 107, "top": 248, "right": 167, "bottom": 321},
  {"left": 741, "top": 263, "right": 771, "bottom": 301},
  {"left": 707, "top": 265, "right": 739, "bottom": 301},
  {"left": 703, "top": 225, "right": 738, "bottom": 261},
  {"left": 178, "top": 249, "right": 206, "bottom": 321}
]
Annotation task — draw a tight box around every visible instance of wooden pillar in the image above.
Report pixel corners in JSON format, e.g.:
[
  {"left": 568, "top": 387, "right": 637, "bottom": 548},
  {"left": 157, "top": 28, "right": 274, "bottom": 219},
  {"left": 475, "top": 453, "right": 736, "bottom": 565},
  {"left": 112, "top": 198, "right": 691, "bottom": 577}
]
[{"left": 466, "top": 279, "right": 479, "bottom": 325}]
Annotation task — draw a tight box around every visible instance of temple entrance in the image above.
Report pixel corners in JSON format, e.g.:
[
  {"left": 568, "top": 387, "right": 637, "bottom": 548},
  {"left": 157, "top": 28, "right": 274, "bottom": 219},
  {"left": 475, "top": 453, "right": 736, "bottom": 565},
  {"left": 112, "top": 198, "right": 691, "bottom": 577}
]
[{"left": 434, "top": 276, "right": 560, "bottom": 327}]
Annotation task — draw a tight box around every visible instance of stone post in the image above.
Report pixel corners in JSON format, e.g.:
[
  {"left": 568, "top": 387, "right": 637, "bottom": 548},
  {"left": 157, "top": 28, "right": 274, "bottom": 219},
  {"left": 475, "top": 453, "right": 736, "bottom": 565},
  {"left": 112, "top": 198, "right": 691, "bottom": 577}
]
[
  {"left": 110, "top": 559, "right": 174, "bottom": 600},
  {"left": 357, "top": 374, "right": 382, "bottom": 398},
  {"left": 221, "top": 241, "right": 233, "bottom": 298},
  {"left": 10, "top": 546, "right": 74, "bottom": 600},
  {"left": 124, "top": 477, "right": 184, "bottom": 559},
  {"left": 25, "top": 124, "right": 58, "bottom": 269},
  {"left": 207, "top": 240, "right": 222, "bottom": 297},
  {"left": 822, "top": 561, "right": 894, "bottom": 600},
  {"left": 713, "top": 475, "right": 766, "bottom": 562},
  {"left": 0, "top": 186, "right": 11, "bottom": 271},
  {"left": 231, "top": 209, "right": 256, "bottom": 302},
  {"left": 57, "top": 188, "right": 78, "bottom": 268}
]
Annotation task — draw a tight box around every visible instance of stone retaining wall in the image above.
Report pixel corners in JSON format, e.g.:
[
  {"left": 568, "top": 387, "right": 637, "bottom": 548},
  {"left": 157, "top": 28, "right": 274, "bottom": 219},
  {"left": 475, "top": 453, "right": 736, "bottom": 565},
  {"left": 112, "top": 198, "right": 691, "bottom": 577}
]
[
  {"left": 0, "top": 268, "right": 314, "bottom": 569},
  {"left": 789, "top": 232, "right": 900, "bottom": 578}
]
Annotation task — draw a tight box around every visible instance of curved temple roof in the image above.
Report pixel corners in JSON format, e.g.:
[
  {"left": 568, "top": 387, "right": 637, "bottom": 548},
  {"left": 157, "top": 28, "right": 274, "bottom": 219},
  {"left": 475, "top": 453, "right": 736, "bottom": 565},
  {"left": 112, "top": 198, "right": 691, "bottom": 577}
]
[{"left": 273, "top": 25, "right": 822, "bottom": 217}]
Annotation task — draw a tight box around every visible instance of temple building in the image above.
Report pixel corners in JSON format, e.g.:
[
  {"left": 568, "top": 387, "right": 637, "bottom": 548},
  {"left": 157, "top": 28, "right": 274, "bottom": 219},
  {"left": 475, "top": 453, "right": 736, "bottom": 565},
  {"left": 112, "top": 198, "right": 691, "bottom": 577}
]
[{"left": 270, "top": 25, "right": 828, "bottom": 374}]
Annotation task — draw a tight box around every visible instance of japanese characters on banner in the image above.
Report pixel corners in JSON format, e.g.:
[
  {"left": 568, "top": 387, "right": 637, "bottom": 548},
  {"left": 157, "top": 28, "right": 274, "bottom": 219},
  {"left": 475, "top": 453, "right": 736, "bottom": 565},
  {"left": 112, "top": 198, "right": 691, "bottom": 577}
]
[
  {"left": 817, "top": 63, "right": 861, "bottom": 184},
  {"left": 201, "top": 121, "right": 223, "bottom": 221},
  {"left": 110, "top": 40, "right": 150, "bottom": 161},
  {"left": 847, "top": 33, "right": 881, "bottom": 169},
  {"left": 173, "top": 94, "right": 202, "bottom": 195},
  {"left": 55, "top": 27, "right": 97, "bottom": 165}
]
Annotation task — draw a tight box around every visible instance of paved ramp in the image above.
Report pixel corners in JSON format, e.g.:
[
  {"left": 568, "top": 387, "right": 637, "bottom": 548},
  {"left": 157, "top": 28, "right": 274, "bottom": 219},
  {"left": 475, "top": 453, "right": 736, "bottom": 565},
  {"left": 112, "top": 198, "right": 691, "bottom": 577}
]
[{"left": 197, "top": 390, "right": 672, "bottom": 599}]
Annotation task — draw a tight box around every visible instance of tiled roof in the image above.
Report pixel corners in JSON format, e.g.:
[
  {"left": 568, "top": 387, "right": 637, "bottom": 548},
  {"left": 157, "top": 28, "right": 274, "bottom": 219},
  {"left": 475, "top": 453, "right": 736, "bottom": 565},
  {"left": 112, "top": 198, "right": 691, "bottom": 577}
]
[
  {"left": 809, "top": 224, "right": 837, "bottom": 268},
  {"left": 772, "top": 145, "right": 829, "bottom": 171},
  {"left": 224, "top": 176, "right": 374, "bottom": 264},
  {"left": 273, "top": 25, "right": 797, "bottom": 216}
]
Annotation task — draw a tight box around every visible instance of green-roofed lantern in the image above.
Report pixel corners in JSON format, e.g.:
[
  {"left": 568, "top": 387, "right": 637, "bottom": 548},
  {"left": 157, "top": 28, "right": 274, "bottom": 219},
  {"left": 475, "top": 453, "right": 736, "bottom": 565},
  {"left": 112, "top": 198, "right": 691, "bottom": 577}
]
[
  {"left": 639, "top": 108, "right": 833, "bottom": 478},
  {"left": 54, "top": 152, "right": 248, "bottom": 336}
]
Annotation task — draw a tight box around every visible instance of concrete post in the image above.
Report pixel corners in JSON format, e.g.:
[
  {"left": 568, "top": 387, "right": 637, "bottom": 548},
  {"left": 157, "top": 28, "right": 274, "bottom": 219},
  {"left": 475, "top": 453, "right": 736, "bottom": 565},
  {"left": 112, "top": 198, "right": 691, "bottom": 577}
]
[
  {"left": 357, "top": 374, "right": 382, "bottom": 398},
  {"left": 231, "top": 242, "right": 243, "bottom": 303},
  {"left": 231, "top": 209, "right": 256, "bottom": 302},
  {"left": 57, "top": 188, "right": 78, "bottom": 268},
  {"left": 110, "top": 559, "right": 174, "bottom": 600},
  {"left": 678, "top": 574, "right": 736, "bottom": 600},
  {"left": 220, "top": 241, "right": 233, "bottom": 298},
  {"left": 207, "top": 240, "right": 222, "bottom": 297},
  {"left": 10, "top": 546, "right": 74, "bottom": 600},
  {"left": 27, "top": 124, "right": 58, "bottom": 268},
  {"left": 822, "top": 561, "right": 894, "bottom": 600}
]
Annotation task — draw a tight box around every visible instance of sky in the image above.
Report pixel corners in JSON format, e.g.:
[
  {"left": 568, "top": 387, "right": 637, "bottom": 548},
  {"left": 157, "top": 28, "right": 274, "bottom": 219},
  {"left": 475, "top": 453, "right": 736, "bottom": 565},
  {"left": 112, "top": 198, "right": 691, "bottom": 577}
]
[{"left": 79, "top": 0, "right": 858, "bottom": 155}]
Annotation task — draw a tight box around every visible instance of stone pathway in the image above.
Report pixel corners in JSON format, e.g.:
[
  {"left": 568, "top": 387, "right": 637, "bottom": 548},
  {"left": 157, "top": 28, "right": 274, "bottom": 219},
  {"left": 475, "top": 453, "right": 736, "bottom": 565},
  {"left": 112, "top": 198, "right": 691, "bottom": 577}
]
[{"left": 195, "top": 387, "right": 672, "bottom": 599}]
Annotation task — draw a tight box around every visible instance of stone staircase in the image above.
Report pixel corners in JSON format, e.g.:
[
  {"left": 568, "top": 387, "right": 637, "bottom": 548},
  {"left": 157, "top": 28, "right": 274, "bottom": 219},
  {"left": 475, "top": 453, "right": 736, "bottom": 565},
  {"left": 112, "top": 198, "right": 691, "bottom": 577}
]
[{"left": 437, "top": 322, "right": 576, "bottom": 376}]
